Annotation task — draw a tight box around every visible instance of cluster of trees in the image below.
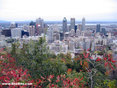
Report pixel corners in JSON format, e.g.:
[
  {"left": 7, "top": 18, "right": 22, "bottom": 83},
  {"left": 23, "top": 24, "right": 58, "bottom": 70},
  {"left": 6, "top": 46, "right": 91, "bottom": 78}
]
[{"left": 0, "top": 37, "right": 117, "bottom": 88}]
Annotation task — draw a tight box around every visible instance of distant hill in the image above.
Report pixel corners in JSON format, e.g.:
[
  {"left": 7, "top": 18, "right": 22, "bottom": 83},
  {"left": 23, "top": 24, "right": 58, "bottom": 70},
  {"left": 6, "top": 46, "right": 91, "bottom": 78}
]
[
  {"left": 0, "top": 20, "right": 10, "bottom": 23},
  {"left": 0, "top": 20, "right": 117, "bottom": 24}
]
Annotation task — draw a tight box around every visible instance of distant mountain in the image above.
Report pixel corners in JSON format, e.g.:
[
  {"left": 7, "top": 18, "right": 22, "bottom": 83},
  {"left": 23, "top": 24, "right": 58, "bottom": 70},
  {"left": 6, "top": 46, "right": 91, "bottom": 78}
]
[
  {"left": 0, "top": 20, "right": 117, "bottom": 24},
  {"left": 0, "top": 20, "right": 10, "bottom": 23}
]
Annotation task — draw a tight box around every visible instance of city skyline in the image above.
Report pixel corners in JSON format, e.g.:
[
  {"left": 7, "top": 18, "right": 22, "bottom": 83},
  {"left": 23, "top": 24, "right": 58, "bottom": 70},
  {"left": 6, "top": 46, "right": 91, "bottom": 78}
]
[{"left": 0, "top": 0, "right": 117, "bottom": 21}]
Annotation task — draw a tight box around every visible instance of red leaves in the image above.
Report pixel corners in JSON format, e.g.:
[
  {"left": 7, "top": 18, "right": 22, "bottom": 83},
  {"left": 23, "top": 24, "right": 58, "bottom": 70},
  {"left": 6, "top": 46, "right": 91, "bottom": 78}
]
[
  {"left": 96, "top": 57, "right": 101, "bottom": 62},
  {"left": 90, "top": 57, "right": 93, "bottom": 60},
  {"left": 56, "top": 75, "right": 60, "bottom": 83},
  {"left": 109, "top": 63, "right": 114, "bottom": 70},
  {"left": 0, "top": 52, "right": 33, "bottom": 88},
  {"left": 104, "top": 57, "right": 107, "bottom": 61},
  {"left": 36, "top": 79, "right": 42, "bottom": 85},
  {"left": 48, "top": 75, "right": 54, "bottom": 82},
  {"left": 49, "top": 75, "right": 54, "bottom": 79},
  {"left": 83, "top": 53, "right": 89, "bottom": 58},
  {"left": 87, "top": 48, "right": 91, "bottom": 51},
  {"left": 51, "top": 84, "right": 55, "bottom": 87},
  {"left": 108, "top": 58, "right": 112, "bottom": 61},
  {"left": 41, "top": 76, "right": 45, "bottom": 80},
  {"left": 38, "top": 74, "right": 85, "bottom": 88},
  {"left": 104, "top": 62, "right": 108, "bottom": 67},
  {"left": 0, "top": 49, "right": 86, "bottom": 88},
  {"left": 108, "top": 54, "right": 111, "bottom": 57},
  {"left": 112, "top": 60, "right": 116, "bottom": 63},
  {"left": 21, "top": 69, "right": 28, "bottom": 77},
  {"left": 103, "top": 54, "right": 116, "bottom": 70},
  {"left": 80, "top": 77, "right": 83, "bottom": 81}
]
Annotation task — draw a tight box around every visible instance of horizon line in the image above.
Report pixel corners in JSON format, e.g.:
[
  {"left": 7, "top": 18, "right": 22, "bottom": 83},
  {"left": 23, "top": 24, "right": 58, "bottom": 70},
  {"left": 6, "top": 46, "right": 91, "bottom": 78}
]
[{"left": 1, "top": 20, "right": 117, "bottom": 22}]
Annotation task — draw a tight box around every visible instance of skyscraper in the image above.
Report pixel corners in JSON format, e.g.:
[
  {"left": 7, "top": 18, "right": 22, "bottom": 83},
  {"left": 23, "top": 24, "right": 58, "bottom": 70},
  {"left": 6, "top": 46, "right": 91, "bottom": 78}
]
[
  {"left": 29, "top": 21, "right": 36, "bottom": 36},
  {"left": 36, "top": 18, "right": 44, "bottom": 35},
  {"left": 70, "top": 18, "right": 75, "bottom": 31},
  {"left": 96, "top": 24, "right": 101, "bottom": 33},
  {"left": 47, "top": 28, "right": 53, "bottom": 43},
  {"left": 101, "top": 28, "right": 106, "bottom": 35},
  {"left": 82, "top": 17, "right": 85, "bottom": 31},
  {"left": 62, "top": 17, "right": 67, "bottom": 33}
]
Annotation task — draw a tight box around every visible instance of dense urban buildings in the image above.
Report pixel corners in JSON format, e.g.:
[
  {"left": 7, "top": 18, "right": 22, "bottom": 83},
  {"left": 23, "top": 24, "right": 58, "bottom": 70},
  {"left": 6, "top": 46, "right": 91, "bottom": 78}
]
[
  {"left": 0, "top": 17, "right": 117, "bottom": 88},
  {"left": 0, "top": 17, "right": 117, "bottom": 60}
]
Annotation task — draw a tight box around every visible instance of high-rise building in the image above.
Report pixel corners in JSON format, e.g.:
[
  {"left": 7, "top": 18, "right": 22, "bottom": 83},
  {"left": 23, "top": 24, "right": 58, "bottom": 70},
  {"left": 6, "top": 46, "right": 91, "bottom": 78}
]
[
  {"left": 47, "top": 28, "right": 53, "bottom": 43},
  {"left": 36, "top": 18, "right": 44, "bottom": 35},
  {"left": 62, "top": 17, "right": 68, "bottom": 33},
  {"left": 82, "top": 17, "right": 85, "bottom": 31},
  {"left": 96, "top": 24, "right": 101, "bottom": 33},
  {"left": 29, "top": 26, "right": 35, "bottom": 36},
  {"left": 101, "top": 28, "right": 106, "bottom": 35},
  {"left": 70, "top": 18, "right": 75, "bottom": 31},
  {"left": 29, "top": 21, "right": 36, "bottom": 36}
]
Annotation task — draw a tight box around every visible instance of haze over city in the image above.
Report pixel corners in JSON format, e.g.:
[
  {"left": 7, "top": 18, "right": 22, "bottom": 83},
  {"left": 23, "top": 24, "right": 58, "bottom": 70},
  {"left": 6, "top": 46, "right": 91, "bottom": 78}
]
[{"left": 0, "top": 0, "right": 117, "bottom": 21}]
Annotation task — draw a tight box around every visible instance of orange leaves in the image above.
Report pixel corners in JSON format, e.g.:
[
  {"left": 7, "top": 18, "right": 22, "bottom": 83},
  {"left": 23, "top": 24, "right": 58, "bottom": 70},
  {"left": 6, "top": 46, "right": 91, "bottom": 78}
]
[
  {"left": 67, "top": 68, "right": 72, "bottom": 74},
  {"left": 83, "top": 61, "right": 89, "bottom": 69},
  {"left": 105, "top": 71, "right": 110, "bottom": 76},
  {"left": 80, "top": 60, "right": 82, "bottom": 66},
  {"left": 0, "top": 60, "right": 2, "bottom": 64},
  {"left": 74, "top": 58, "right": 80, "bottom": 61},
  {"left": 80, "top": 60, "right": 89, "bottom": 71}
]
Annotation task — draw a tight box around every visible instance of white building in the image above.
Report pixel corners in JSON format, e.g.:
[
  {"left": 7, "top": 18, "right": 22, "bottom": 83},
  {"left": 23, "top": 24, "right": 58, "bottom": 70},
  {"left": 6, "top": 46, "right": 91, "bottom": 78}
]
[
  {"left": 11, "top": 28, "right": 22, "bottom": 38},
  {"left": 49, "top": 40, "right": 68, "bottom": 55}
]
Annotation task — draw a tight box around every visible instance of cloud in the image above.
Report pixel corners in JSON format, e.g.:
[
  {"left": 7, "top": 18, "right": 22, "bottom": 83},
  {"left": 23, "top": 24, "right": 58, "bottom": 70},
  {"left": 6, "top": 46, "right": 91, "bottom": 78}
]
[{"left": 0, "top": 0, "right": 116, "bottom": 21}]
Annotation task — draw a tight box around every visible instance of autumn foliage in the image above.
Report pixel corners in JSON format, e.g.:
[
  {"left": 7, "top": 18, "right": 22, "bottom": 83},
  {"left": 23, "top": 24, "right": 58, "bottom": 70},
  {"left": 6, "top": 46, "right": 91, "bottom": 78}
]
[
  {"left": 0, "top": 46, "right": 117, "bottom": 88},
  {"left": 0, "top": 48, "right": 85, "bottom": 88}
]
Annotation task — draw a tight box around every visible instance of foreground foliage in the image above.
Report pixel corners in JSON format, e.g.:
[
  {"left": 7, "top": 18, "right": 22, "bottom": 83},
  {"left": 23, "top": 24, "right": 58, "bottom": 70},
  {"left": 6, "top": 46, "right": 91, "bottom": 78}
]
[{"left": 1, "top": 38, "right": 117, "bottom": 88}]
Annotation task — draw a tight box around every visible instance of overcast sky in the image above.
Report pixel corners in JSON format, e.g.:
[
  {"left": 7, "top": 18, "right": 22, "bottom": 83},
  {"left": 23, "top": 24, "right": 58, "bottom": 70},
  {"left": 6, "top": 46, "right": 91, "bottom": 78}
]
[{"left": 0, "top": 0, "right": 117, "bottom": 21}]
